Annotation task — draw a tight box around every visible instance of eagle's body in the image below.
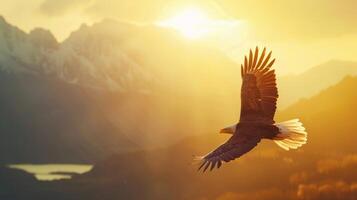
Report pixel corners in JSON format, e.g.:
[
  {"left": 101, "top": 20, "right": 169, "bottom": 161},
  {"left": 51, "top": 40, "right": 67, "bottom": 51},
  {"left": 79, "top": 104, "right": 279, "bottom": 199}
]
[
  {"left": 197, "top": 47, "right": 307, "bottom": 172},
  {"left": 236, "top": 122, "right": 279, "bottom": 139}
]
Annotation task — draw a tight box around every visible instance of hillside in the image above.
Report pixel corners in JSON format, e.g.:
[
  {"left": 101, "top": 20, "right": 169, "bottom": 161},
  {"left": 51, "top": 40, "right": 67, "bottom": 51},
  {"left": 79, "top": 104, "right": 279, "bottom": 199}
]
[
  {"left": 0, "top": 16, "right": 240, "bottom": 94},
  {"left": 1, "top": 15, "right": 357, "bottom": 165},
  {"left": 4, "top": 76, "right": 356, "bottom": 199},
  {"left": 0, "top": 16, "right": 240, "bottom": 163},
  {"left": 277, "top": 75, "right": 357, "bottom": 152},
  {"left": 65, "top": 77, "right": 357, "bottom": 199},
  {"left": 0, "top": 73, "right": 139, "bottom": 163},
  {"left": 278, "top": 60, "right": 357, "bottom": 108}
]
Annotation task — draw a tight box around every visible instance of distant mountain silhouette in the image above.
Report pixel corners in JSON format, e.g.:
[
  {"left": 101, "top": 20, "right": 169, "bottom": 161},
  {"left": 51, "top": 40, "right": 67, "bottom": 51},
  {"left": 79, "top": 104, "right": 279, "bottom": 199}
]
[
  {"left": 0, "top": 16, "right": 239, "bottom": 163},
  {"left": 278, "top": 60, "right": 357, "bottom": 108},
  {"left": 0, "top": 73, "right": 139, "bottom": 164},
  {"left": 4, "top": 76, "right": 355, "bottom": 200},
  {"left": 0, "top": 16, "right": 239, "bottom": 93},
  {"left": 0, "top": 15, "right": 356, "bottom": 166},
  {"left": 68, "top": 75, "right": 357, "bottom": 199},
  {"left": 277, "top": 75, "right": 357, "bottom": 152}
]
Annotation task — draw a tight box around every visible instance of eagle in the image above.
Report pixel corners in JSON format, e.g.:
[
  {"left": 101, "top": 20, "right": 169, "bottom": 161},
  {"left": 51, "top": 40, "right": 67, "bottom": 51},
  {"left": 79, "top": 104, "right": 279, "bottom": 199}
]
[{"left": 197, "top": 47, "right": 307, "bottom": 172}]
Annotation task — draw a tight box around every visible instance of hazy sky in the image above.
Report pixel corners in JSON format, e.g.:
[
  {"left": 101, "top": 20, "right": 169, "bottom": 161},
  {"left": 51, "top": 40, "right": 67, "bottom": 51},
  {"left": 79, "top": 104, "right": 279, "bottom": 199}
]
[{"left": 1, "top": 0, "right": 356, "bottom": 74}]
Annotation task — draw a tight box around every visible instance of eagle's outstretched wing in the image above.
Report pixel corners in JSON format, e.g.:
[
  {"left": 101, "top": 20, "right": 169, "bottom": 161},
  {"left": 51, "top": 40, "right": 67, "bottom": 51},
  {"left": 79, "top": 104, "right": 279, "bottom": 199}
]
[
  {"left": 196, "top": 47, "right": 277, "bottom": 171},
  {"left": 197, "top": 134, "right": 261, "bottom": 172},
  {"left": 240, "top": 47, "right": 278, "bottom": 124}
]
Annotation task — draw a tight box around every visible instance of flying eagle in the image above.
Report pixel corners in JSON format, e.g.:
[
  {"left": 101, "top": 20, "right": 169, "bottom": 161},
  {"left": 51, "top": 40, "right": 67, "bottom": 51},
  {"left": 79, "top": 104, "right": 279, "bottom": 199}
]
[{"left": 197, "top": 47, "right": 307, "bottom": 172}]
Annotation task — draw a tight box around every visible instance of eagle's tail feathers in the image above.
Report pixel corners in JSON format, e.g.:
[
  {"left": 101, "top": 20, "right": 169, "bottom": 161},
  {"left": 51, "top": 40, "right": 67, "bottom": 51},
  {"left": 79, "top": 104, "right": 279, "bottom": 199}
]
[{"left": 273, "top": 119, "right": 307, "bottom": 151}]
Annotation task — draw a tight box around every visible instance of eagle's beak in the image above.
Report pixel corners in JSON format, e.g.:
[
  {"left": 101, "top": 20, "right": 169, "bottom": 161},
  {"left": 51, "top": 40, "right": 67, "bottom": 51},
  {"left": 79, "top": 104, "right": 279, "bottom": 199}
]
[
  {"left": 220, "top": 127, "right": 230, "bottom": 133},
  {"left": 219, "top": 125, "right": 235, "bottom": 134}
]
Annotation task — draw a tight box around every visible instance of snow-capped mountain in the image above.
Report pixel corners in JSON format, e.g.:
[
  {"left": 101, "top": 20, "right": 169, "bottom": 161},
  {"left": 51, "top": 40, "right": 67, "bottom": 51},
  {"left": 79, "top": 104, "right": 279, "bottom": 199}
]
[
  {"left": 49, "top": 22, "right": 155, "bottom": 92},
  {"left": 0, "top": 16, "right": 154, "bottom": 93},
  {"left": 0, "top": 16, "right": 241, "bottom": 163},
  {"left": 0, "top": 16, "right": 56, "bottom": 74}
]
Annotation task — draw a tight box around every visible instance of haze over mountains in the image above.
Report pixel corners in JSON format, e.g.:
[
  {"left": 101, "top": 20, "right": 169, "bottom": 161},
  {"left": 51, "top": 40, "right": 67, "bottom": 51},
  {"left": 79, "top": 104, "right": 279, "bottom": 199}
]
[
  {"left": 2, "top": 75, "right": 357, "bottom": 200},
  {"left": 69, "top": 76, "right": 357, "bottom": 200},
  {"left": 278, "top": 60, "right": 357, "bottom": 108},
  {"left": 0, "top": 16, "right": 239, "bottom": 163},
  {"left": 0, "top": 15, "right": 356, "bottom": 165},
  {"left": 277, "top": 76, "right": 357, "bottom": 152}
]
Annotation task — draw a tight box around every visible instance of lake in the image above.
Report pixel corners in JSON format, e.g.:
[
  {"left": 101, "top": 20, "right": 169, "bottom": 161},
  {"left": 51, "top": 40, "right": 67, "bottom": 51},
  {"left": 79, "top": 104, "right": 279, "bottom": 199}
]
[{"left": 8, "top": 164, "right": 93, "bottom": 181}]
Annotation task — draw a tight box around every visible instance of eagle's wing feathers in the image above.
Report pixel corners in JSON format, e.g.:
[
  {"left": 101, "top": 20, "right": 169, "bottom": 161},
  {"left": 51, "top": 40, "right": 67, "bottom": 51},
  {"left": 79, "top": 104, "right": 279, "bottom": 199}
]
[
  {"left": 240, "top": 47, "right": 278, "bottom": 123},
  {"left": 196, "top": 47, "right": 277, "bottom": 172},
  {"left": 197, "top": 134, "right": 261, "bottom": 172}
]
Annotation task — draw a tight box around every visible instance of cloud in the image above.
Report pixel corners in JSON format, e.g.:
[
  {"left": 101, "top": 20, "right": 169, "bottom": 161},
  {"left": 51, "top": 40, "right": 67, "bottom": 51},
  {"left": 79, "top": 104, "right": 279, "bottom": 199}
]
[
  {"left": 30, "top": 0, "right": 357, "bottom": 44},
  {"left": 215, "top": 189, "right": 296, "bottom": 200},
  {"left": 316, "top": 154, "right": 357, "bottom": 174},
  {"left": 3, "top": 0, "right": 357, "bottom": 74},
  {"left": 289, "top": 154, "right": 357, "bottom": 186},
  {"left": 297, "top": 181, "right": 357, "bottom": 200},
  {"left": 82, "top": 0, "right": 163, "bottom": 22},
  {"left": 77, "top": 0, "right": 357, "bottom": 40},
  {"left": 219, "top": 0, "right": 357, "bottom": 40},
  {"left": 39, "top": 0, "right": 93, "bottom": 16},
  {"left": 290, "top": 172, "right": 309, "bottom": 185},
  {"left": 288, "top": 154, "right": 357, "bottom": 200}
]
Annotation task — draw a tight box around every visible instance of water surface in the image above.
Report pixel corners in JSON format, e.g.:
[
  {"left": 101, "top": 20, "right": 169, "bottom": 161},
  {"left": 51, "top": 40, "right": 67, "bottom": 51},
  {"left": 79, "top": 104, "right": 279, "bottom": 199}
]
[{"left": 8, "top": 164, "right": 93, "bottom": 181}]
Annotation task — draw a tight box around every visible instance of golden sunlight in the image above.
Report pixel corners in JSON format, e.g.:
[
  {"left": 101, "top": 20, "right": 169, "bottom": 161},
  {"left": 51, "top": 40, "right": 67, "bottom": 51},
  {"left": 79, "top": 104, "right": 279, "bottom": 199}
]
[{"left": 156, "top": 8, "right": 214, "bottom": 39}]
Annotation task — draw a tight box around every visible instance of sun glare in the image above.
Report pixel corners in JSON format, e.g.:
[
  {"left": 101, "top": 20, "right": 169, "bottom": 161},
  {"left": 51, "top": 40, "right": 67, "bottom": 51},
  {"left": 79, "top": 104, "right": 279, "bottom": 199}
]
[{"left": 157, "top": 8, "right": 213, "bottom": 39}]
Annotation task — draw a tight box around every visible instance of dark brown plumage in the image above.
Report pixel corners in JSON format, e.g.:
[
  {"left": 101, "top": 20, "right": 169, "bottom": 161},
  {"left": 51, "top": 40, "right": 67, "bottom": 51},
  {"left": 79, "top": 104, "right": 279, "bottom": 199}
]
[{"left": 197, "top": 47, "right": 307, "bottom": 172}]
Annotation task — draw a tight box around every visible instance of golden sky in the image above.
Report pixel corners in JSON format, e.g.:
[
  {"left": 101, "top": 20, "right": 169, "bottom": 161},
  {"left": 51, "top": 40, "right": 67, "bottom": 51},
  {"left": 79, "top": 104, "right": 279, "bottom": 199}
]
[{"left": 1, "top": 0, "right": 357, "bottom": 74}]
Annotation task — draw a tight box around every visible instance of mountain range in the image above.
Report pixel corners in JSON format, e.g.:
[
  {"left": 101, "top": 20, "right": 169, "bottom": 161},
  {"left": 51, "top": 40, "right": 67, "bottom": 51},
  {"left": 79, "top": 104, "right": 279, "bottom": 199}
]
[
  {"left": 2, "top": 75, "right": 356, "bottom": 200},
  {"left": 0, "top": 16, "right": 239, "bottom": 163},
  {"left": 70, "top": 76, "right": 357, "bottom": 200},
  {"left": 0, "top": 15, "right": 356, "bottom": 164},
  {"left": 278, "top": 60, "right": 357, "bottom": 108}
]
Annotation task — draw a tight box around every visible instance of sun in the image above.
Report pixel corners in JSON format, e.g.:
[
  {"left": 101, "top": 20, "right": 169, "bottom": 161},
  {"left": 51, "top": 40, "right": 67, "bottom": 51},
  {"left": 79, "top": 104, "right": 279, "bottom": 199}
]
[{"left": 156, "top": 8, "right": 213, "bottom": 39}]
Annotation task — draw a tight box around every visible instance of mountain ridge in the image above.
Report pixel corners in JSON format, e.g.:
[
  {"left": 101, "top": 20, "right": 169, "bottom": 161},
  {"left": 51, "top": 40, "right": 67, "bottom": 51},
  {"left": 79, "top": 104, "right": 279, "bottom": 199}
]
[
  {"left": 66, "top": 75, "right": 357, "bottom": 199},
  {"left": 278, "top": 60, "right": 357, "bottom": 108},
  {"left": 1, "top": 15, "right": 356, "bottom": 164},
  {"left": 3, "top": 75, "right": 355, "bottom": 200}
]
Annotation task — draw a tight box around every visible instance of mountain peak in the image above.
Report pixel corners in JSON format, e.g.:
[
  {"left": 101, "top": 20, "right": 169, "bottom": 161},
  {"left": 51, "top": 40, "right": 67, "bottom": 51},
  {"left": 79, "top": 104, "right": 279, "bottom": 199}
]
[
  {"left": 278, "top": 59, "right": 357, "bottom": 108},
  {"left": 79, "top": 23, "right": 89, "bottom": 30},
  {"left": 0, "top": 15, "right": 12, "bottom": 29},
  {"left": 0, "top": 15, "right": 6, "bottom": 23},
  {"left": 29, "top": 28, "right": 58, "bottom": 49}
]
